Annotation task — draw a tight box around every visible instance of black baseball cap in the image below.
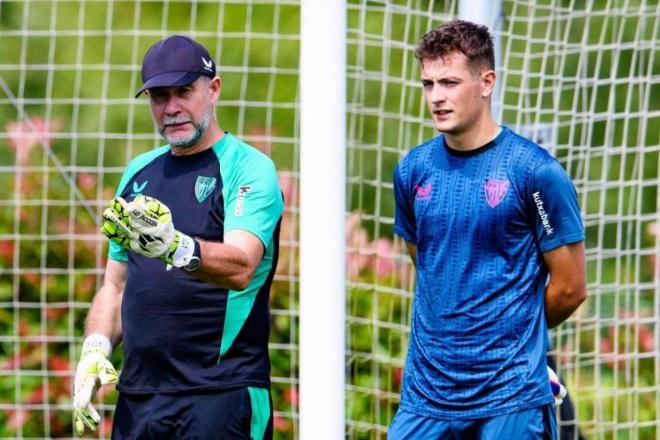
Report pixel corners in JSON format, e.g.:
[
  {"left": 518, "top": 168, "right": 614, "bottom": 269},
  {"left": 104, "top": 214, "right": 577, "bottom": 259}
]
[{"left": 135, "top": 35, "right": 216, "bottom": 98}]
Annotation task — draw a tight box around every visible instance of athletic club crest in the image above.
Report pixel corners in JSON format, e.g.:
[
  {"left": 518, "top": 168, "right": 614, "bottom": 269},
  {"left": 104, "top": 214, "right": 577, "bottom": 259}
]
[
  {"left": 194, "top": 176, "right": 217, "bottom": 203},
  {"left": 484, "top": 178, "right": 510, "bottom": 208}
]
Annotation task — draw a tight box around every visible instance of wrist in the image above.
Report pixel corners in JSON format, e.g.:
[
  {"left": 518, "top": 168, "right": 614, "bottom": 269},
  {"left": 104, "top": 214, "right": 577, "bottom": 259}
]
[
  {"left": 81, "top": 333, "right": 112, "bottom": 358},
  {"left": 183, "top": 238, "right": 201, "bottom": 272},
  {"left": 171, "top": 232, "right": 201, "bottom": 271}
]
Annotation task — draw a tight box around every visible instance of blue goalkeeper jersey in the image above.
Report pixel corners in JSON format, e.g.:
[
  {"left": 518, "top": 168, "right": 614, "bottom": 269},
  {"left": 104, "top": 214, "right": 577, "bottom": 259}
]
[
  {"left": 393, "top": 126, "right": 584, "bottom": 419},
  {"left": 108, "top": 133, "right": 283, "bottom": 394}
]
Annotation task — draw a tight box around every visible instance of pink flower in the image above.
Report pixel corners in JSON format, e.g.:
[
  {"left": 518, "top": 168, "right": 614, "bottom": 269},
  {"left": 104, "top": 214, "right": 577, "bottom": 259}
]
[
  {"left": 284, "top": 387, "right": 299, "bottom": 407},
  {"left": 273, "top": 414, "right": 292, "bottom": 432},
  {"left": 77, "top": 172, "right": 97, "bottom": 191},
  {"left": 0, "top": 240, "right": 13, "bottom": 264},
  {"left": 346, "top": 214, "right": 372, "bottom": 279},
  {"left": 392, "top": 367, "right": 403, "bottom": 387},
  {"left": 600, "top": 338, "right": 616, "bottom": 368},
  {"left": 6, "top": 117, "right": 61, "bottom": 166},
  {"left": 8, "top": 409, "right": 28, "bottom": 430},
  {"left": 279, "top": 173, "right": 298, "bottom": 209},
  {"left": 639, "top": 323, "right": 655, "bottom": 352},
  {"left": 373, "top": 238, "right": 395, "bottom": 280}
]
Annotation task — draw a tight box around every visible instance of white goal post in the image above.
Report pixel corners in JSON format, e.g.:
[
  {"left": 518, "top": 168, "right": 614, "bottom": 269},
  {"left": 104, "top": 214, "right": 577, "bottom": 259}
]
[{"left": 0, "top": 1, "right": 657, "bottom": 439}]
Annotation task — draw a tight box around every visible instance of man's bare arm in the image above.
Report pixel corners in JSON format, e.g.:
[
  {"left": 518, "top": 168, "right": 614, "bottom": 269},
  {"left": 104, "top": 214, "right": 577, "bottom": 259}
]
[
  {"left": 192, "top": 229, "right": 265, "bottom": 291},
  {"left": 543, "top": 241, "right": 587, "bottom": 328},
  {"left": 85, "top": 259, "right": 126, "bottom": 349}
]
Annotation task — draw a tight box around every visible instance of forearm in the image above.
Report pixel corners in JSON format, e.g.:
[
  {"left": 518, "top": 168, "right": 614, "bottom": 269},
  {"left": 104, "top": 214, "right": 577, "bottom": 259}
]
[
  {"left": 193, "top": 239, "right": 257, "bottom": 290},
  {"left": 545, "top": 280, "right": 586, "bottom": 328},
  {"left": 84, "top": 260, "right": 126, "bottom": 349},
  {"left": 85, "top": 285, "right": 123, "bottom": 348},
  {"left": 542, "top": 241, "right": 587, "bottom": 329}
]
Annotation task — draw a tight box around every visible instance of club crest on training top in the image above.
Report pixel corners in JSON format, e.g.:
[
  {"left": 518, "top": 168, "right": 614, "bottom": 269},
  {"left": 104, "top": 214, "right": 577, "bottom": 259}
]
[
  {"left": 484, "top": 178, "right": 509, "bottom": 208},
  {"left": 195, "top": 176, "right": 216, "bottom": 203}
]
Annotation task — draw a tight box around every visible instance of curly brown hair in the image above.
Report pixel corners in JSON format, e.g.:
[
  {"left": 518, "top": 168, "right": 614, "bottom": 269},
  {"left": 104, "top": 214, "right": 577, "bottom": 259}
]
[{"left": 415, "top": 20, "right": 494, "bottom": 71}]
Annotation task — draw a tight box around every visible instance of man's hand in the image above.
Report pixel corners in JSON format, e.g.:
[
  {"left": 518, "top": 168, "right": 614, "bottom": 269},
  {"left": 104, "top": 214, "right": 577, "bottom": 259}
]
[
  {"left": 101, "top": 195, "right": 196, "bottom": 268},
  {"left": 126, "top": 195, "right": 196, "bottom": 268},
  {"left": 101, "top": 197, "right": 136, "bottom": 249},
  {"left": 73, "top": 335, "right": 118, "bottom": 435},
  {"left": 547, "top": 365, "right": 567, "bottom": 406}
]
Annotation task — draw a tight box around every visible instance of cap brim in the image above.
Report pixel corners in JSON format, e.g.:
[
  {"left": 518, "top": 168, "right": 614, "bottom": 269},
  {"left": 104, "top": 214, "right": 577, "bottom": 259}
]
[{"left": 135, "top": 71, "right": 202, "bottom": 98}]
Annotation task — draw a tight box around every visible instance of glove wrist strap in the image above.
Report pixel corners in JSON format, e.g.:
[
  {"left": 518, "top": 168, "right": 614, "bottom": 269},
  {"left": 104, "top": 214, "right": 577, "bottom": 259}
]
[
  {"left": 171, "top": 232, "right": 196, "bottom": 267},
  {"left": 82, "top": 333, "right": 112, "bottom": 357}
]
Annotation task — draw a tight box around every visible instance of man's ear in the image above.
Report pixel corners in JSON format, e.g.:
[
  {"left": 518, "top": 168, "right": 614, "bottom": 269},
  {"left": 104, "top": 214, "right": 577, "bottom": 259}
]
[
  {"left": 209, "top": 76, "right": 222, "bottom": 102},
  {"left": 481, "top": 69, "right": 496, "bottom": 98}
]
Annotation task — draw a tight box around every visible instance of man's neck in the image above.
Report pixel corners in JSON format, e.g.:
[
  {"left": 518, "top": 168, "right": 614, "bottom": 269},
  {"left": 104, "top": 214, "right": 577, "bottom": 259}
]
[
  {"left": 170, "top": 124, "right": 225, "bottom": 156},
  {"left": 444, "top": 118, "right": 500, "bottom": 151}
]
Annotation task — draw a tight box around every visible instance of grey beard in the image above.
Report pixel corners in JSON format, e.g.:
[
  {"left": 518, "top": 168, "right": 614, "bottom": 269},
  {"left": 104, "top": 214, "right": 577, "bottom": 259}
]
[{"left": 159, "top": 110, "right": 212, "bottom": 149}]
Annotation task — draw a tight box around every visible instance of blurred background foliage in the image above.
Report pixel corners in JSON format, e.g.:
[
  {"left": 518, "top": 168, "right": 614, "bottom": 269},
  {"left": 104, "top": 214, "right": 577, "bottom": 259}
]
[{"left": 0, "top": 0, "right": 658, "bottom": 438}]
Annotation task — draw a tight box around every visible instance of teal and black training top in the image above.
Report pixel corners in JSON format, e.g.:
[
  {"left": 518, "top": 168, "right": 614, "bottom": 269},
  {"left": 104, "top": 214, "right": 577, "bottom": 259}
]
[{"left": 108, "top": 133, "right": 283, "bottom": 394}]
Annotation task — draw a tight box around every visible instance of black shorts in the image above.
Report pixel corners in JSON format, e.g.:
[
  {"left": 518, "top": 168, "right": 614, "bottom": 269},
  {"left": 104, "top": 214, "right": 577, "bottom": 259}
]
[{"left": 112, "top": 387, "right": 273, "bottom": 440}]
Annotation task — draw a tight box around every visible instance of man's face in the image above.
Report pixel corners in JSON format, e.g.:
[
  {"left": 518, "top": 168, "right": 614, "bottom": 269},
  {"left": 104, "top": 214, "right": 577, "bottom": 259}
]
[
  {"left": 420, "top": 52, "right": 493, "bottom": 134},
  {"left": 148, "top": 77, "right": 216, "bottom": 149}
]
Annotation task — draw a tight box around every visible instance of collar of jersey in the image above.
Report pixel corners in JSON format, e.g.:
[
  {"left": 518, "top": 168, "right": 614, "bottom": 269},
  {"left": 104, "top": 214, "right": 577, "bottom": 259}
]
[
  {"left": 168, "top": 132, "right": 233, "bottom": 159},
  {"left": 443, "top": 126, "right": 507, "bottom": 158}
]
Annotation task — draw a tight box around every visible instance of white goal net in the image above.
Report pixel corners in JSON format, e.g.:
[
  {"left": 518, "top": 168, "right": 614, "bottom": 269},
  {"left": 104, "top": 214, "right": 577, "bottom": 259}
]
[
  {"left": 345, "top": 0, "right": 659, "bottom": 439},
  {"left": 0, "top": 0, "right": 657, "bottom": 439}
]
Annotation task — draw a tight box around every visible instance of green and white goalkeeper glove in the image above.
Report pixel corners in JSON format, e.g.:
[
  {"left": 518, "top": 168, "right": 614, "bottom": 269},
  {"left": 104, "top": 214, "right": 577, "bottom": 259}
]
[
  {"left": 100, "top": 195, "right": 196, "bottom": 269},
  {"left": 73, "top": 334, "right": 118, "bottom": 435},
  {"left": 100, "top": 197, "right": 134, "bottom": 249}
]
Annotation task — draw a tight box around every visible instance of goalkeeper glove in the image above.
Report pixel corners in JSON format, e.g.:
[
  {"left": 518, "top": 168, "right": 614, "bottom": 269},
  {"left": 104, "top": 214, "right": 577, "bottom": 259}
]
[
  {"left": 73, "top": 334, "right": 118, "bottom": 435},
  {"left": 100, "top": 197, "right": 135, "bottom": 249},
  {"left": 100, "top": 196, "right": 197, "bottom": 269},
  {"left": 547, "top": 365, "right": 567, "bottom": 406},
  {"left": 125, "top": 195, "right": 197, "bottom": 268}
]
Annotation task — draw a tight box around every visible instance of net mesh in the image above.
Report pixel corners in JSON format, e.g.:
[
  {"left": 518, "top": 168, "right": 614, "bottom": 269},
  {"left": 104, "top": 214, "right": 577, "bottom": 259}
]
[
  {"left": 345, "top": 0, "right": 659, "bottom": 438},
  {"left": 0, "top": 0, "right": 658, "bottom": 439},
  {"left": 0, "top": 1, "right": 300, "bottom": 438}
]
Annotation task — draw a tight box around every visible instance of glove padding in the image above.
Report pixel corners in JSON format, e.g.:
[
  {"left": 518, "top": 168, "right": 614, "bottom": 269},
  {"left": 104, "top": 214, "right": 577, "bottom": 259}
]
[
  {"left": 101, "top": 197, "right": 135, "bottom": 249},
  {"left": 547, "top": 365, "right": 567, "bottom": 406},
  {"left": 100, "top": 195, "right": 195, "bottom": 268},
  {"left": 73, "top": 341, "right": 118, "bottom": 435},
  {"left": 125, "top": 195, "right": 177, "bottom": 260}
]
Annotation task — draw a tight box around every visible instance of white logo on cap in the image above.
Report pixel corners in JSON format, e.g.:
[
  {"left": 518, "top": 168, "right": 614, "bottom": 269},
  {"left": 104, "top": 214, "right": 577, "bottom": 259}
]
[{"left": 202, "top": 57, "right": 213, "bottom": 72}]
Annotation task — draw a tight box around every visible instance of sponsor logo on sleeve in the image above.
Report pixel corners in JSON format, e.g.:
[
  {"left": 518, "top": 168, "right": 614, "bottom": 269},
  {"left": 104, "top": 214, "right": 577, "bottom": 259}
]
[
  {"left": 484, "top": 178, "right": 510, "bottom": 208},
  {"left": 234, "top": 186, "right": 252, "bottom": 216},
  {"left": 533, "top": 191, "right": 554, "bottom": 235}
]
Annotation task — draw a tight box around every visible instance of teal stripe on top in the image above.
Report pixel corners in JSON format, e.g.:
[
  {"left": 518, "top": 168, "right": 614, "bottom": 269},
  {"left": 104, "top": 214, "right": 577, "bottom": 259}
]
[
  {"left": 108, "top": 145, "right": 170, "bottom": 261},
  {"left": 212, "top": 133, "right": 283, "bottom": 358},
  {"left": 115, "top": 145, "right": 170, "bottom": 196}
]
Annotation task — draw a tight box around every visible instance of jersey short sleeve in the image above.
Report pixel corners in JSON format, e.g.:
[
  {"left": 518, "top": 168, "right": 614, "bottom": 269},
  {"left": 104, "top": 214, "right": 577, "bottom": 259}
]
[
  {"left": 528, "top": 158, "right": 585, "bottom": 252},
  {"left": 393, "top": 160, "right": 417, "bottom": 244},
  {"left": 222, "top": 152, "right": 283, "bottom": 249}
]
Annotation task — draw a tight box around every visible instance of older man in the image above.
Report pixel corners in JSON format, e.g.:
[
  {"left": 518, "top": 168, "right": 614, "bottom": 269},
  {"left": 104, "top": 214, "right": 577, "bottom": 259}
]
[{"left": 73, "top": 35, "right": 283, "bottom": 439}]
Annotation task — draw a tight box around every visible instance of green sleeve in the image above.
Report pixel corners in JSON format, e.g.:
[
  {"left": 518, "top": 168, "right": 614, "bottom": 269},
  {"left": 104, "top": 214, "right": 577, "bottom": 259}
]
[{"left": 222, "top": 152, "right": 284, "bottom": 248}]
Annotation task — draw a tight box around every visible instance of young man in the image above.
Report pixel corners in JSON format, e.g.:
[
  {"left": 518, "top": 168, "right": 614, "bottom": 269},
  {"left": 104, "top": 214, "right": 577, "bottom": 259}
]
[
  {"left": 390, "top": 21, "right": 586, "bottom": 439},
  {"left": 72, "top": 35, "right": 283, "bottom": 439}
]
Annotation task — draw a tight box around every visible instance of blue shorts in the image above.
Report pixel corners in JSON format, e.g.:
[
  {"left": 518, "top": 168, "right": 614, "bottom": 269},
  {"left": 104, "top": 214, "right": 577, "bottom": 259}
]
[
  {"left": 388, "top": 404, "right": 557, "bottom": 440},
  {"left": 111, "top": 387, "right": 272, "bottom": 440}
]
